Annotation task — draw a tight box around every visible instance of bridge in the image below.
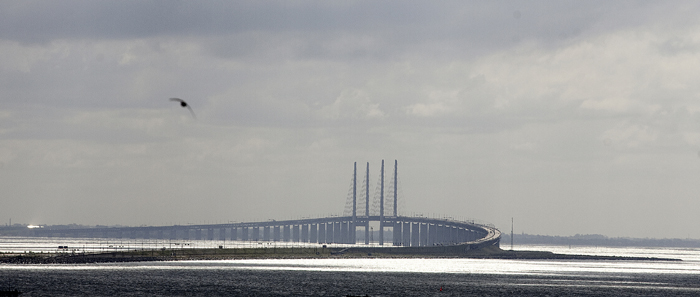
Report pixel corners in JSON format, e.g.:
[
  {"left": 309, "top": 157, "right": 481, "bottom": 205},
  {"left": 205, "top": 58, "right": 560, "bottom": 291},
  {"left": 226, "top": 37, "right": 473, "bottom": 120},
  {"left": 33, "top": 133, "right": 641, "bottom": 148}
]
[{"left": 30, "top": 160, "right": 501, "bottom": 251}]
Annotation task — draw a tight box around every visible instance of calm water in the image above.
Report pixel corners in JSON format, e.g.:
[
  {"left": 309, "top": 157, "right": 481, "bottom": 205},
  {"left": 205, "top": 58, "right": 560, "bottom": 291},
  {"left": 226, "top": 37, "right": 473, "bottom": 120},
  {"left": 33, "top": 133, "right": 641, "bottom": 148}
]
[{"left": 2, "top": 238, "right": 700, "bottom": 296}]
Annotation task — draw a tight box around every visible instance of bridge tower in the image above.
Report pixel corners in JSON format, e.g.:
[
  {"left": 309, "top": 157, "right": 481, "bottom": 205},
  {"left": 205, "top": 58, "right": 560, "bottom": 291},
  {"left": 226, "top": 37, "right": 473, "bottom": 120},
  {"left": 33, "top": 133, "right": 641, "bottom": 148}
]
[
  {"left": 352, "top": 162, "right": 357, "bottom": 220},
  {"left": 365, "top": 162, "right": 370, "bottom": 245},
  {"left": 379, "top": 159, "right": 385, "bottom": 245},
  {"left": 393, "top": 160, "right": 398, "bottom": 217},
  {"left": 351, "top": 162, "right": 357, "bottom": 244}
]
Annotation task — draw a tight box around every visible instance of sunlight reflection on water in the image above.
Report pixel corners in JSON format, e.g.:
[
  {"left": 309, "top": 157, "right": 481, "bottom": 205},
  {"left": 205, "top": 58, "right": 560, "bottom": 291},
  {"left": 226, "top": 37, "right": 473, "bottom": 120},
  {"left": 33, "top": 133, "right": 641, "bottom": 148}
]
[
  {"left": 3, "top": 237, "right": 700, "bottom": 277},
  {"left": 4, "top": 239, "right": 700, "bottom": 296}
]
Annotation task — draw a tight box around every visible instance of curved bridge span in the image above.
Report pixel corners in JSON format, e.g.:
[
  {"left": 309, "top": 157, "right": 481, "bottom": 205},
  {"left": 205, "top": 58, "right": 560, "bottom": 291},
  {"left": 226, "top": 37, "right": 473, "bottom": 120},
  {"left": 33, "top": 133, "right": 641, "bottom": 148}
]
[
  {"left": 32, "top": 160, "right": 501, "bottom": 252},
  {"left": 33, "top": 215, "right": 500, "bottom": 250}
]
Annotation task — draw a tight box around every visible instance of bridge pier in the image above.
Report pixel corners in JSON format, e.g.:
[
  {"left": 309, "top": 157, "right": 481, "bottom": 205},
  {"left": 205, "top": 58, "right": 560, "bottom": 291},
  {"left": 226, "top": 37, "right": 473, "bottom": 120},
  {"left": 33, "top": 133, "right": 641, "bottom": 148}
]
[
  {"left": 318, "top": 223, "right": 326, "bottom": 243},
  {"left": 379, "top": 222, "right": 384, "bottom": 245},
  {"left": 393, "top": 221, "right": 401, "bottom": 246},
  {"left": 283, "top": 225, "right": 291, "bottom": 242},
  {"left": 445, "top": 226, "right": 452, "bottom": 244},
  {"left": 349, "top": 221, "right": 356, "bottom": 244},
  {"left": 441, "top": 225, "right": 449, "bottom": 244},
  {"left": 242, "top": 227, "right": 249, "bottom": 241},
  {"left": 301, "top": 224, "right": 309, "bottom": 243},
  {"left": 263, "top": 226, "right": 270, "bottom": 241},
  {"left": 444, "top": 225, "right": 452, "bottom": 244},
  {"left": 402, "top": 222, "right": 411, "bottom": 246},
  {"left": 231, "top": 227, "right": 238, "bottom": 240},
  {"left": 340, "top": 222, "right": 348, "bottom": 244},
  {"left": 310, "top": 224, "right": 317, "bottom": 243},
  {"left": 340, "top": 222, "right": 346, "bottom": 243},
  {"left": 252, "top": 227, "right": 260, "bottom": 241},
  {"left": 292, "top": 225, "right": 300, "bottom": 242},
  {"left": 427, "top": 224, "right": 435, "bottom": 245},
  {"left": 333, "top": 221, "right": 341, "bottom": 243},
  {"left": 443, "top": 226, "right": 450, "bottom": 244},
  {"left": 325, "top": 222, "right": 332, "bottom": 243},
  {"left": 434, "top": 225, "right": 442, "bottom": 244},
  {"left": 273, "top": 226, "right": 280, "bottom": 241},
  {"left": 336, "top": 221, "right": 341, "bottom": 243},
  {"left": 411, "top": 223, "right": 420, "bottom": 247},
  {"left": 364, "top": 221, "right": 369, "bottom": 244},
  {"left": 420, "top": 223, "right": 428, "bottom": 246}
]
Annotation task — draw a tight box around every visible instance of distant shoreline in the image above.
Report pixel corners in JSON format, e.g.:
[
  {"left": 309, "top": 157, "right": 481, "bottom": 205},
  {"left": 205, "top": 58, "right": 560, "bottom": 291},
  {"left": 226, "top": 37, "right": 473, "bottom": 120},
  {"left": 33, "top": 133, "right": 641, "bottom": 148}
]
[
  {"left": 501, "top": 233, "right": 700, "bottom": 248},
  {"left": 0, "top": 246, "right": 681, "bottom": 264}
]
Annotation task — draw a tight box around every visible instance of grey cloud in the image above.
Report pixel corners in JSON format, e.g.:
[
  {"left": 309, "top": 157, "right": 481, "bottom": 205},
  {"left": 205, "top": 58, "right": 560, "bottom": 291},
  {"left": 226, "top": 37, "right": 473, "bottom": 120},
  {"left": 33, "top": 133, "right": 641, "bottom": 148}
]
[
  {"left": 3, "top": 1, "right": 691, "bottom": 50},
  {"left": 657, "top": 37, "right": 700, "bottom": 56},
  {"left": 0, "top": 1, "right": 212, "bottom": 44}
]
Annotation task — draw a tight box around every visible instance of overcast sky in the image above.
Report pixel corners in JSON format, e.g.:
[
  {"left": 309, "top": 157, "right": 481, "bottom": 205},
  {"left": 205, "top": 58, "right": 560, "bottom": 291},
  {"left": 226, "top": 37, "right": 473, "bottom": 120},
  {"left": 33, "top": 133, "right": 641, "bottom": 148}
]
[{"left": 3, "top": 1, "right": 700, "bottom": 238}]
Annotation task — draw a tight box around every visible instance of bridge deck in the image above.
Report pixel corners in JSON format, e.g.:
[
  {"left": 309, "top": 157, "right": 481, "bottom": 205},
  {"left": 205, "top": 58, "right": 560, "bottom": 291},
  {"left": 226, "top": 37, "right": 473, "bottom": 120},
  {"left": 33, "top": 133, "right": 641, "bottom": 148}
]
[{"left": 30, "top": 216, "right": 500, "bottom": 250}]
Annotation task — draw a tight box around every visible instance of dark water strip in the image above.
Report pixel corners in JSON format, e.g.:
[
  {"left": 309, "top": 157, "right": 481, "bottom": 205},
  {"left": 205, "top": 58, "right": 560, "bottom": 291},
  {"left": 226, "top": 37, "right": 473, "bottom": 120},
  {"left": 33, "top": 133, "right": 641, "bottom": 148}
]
[{"left": 2, "top": 266, "right": 700, "bottom": 296}]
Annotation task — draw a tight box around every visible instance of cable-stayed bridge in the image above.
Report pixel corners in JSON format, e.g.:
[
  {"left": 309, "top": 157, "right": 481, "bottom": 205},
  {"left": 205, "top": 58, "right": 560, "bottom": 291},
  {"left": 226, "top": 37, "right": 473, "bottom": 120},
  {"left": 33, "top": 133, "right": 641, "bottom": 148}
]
[{"left": 30, "top": 160, "right": 501, "bottom": 251}]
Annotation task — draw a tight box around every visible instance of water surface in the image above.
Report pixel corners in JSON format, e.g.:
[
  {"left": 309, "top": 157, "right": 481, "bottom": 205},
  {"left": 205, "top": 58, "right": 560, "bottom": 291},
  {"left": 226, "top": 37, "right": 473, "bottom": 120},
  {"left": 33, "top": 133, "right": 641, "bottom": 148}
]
[{"left": 2, "top": 238, "right": 700, "bottom": 296}]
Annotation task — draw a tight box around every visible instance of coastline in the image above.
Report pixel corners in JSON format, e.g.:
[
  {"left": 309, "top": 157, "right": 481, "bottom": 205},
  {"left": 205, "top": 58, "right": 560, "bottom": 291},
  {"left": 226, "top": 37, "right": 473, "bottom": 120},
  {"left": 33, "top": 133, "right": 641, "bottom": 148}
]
[{"left": 0, "top": 246, "right": 681, "bottom": 264}]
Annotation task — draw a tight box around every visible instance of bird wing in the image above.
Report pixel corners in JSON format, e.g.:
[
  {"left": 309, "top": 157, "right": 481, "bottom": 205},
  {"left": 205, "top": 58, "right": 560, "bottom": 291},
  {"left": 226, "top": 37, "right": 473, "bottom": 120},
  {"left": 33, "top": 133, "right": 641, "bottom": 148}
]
[
  {"left": 169, "top": 98, "right": 196, "bottom": 119},
  {"left": 185, "top": 106, "right": 197, "bottom": 119}
]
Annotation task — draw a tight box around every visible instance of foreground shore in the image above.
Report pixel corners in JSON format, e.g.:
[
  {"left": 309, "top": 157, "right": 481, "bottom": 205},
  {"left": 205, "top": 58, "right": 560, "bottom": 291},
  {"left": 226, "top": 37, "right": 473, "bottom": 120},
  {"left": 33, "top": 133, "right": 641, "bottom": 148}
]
[{"left": 0, "top": 245, "right": 681, "bottom": 264}]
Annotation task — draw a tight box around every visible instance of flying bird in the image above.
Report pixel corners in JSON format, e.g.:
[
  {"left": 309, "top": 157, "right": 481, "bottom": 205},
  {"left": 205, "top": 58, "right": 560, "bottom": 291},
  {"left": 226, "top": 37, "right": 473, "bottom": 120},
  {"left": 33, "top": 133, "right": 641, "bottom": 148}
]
[{"left": 169, "top": 98, "right": 196, "bottom": 119}]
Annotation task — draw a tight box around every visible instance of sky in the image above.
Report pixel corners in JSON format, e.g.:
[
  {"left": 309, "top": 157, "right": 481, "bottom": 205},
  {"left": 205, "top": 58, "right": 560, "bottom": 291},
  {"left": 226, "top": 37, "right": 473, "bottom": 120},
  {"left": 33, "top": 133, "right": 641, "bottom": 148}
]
[{"left": 3, "top": 1, "right": 700, "bottom": 239}]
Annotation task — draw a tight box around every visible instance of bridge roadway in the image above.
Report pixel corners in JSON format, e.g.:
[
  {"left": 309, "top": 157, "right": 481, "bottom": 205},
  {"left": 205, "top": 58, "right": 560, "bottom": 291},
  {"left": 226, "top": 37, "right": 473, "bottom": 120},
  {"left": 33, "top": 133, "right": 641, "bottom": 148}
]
[{"left": 31, "top": 216, "right": 501, "bottom": 249}]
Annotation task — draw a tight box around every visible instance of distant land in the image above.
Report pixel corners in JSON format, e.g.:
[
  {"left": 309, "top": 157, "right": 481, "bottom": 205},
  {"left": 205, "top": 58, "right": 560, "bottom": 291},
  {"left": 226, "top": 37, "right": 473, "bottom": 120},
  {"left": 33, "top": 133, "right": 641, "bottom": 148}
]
[
  {"left": 0, "top": 245, "right": 681, "bottom": 264},
  {"left": 502, "top": 233, "right": 700, "bottom": 248}
]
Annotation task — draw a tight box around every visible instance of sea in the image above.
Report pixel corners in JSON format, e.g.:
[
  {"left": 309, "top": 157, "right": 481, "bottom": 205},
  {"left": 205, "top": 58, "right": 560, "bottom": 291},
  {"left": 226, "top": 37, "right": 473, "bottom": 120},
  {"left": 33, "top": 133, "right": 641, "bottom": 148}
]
[{"left": 2, "top": 237, "right": 700, "bottom": 296}]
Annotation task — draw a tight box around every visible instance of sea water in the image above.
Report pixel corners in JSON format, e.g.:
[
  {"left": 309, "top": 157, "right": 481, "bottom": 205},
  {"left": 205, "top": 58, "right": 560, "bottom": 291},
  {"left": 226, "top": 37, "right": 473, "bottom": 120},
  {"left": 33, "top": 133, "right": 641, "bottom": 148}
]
[{"left": 2, "top": 237, "right": 700, "bottom": 296}]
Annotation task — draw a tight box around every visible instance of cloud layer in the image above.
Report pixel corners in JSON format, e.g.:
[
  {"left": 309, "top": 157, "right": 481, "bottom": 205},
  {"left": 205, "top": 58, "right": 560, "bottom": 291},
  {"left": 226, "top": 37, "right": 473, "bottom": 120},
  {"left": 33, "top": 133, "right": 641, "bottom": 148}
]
[{"left": 2, "top": 1, "right": 700, "bottom": 238}]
